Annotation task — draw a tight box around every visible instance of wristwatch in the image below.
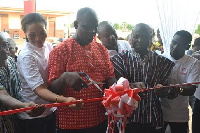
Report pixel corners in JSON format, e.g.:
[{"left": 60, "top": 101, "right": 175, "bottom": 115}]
[{"left": 179, "top": 88, "right": 184, "bottom": 94}]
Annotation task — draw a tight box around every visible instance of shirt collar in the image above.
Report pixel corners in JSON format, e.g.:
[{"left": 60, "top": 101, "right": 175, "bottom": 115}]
[
  {"left": 168, "top": 54, "right": 187, "bottom": 62},
  {"left": 25, "top": 41, "right": 46, "bottom": 51}
]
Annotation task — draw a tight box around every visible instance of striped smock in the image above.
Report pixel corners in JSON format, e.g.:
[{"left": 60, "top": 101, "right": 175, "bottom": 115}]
[
  {"left": 0, "top": 56, "right": 21, "bottom": 133},
  {"left": 111, "top": 50, "right": 175, "bottom": 127}
]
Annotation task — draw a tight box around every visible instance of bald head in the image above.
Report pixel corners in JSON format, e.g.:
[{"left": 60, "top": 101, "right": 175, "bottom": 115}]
[{"left": 76, "top": 7, "right": 98, "bottom": 23}]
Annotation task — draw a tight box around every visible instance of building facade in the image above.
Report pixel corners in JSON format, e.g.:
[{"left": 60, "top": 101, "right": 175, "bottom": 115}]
[{"left": 0, "top": 6, "right": 73, "bottom": 39}]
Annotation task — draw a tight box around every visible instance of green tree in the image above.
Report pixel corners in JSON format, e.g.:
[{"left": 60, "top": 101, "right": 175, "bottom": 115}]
[
  {"left": 195, "top": 24, "right": 200, "bottom": 35},
  {"left": 114, "top": 23, "right": 120, "bottom": 30},
  {"left": 70, "top": 22, "right": 74, "bottom": 28},
  {"left": 120, "top": 25, "right": 124, "bottom": 30},
  {"left": 127, "top": 24, "right": 134, "bottom": 31}
]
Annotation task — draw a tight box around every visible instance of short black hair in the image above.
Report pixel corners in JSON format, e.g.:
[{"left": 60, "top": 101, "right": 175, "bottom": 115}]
[
  {"left": 97, "top": 21, "right": 113, "bottom": 33},
  {"left": 133, "top": 23, "right": 151, "bottom": 33},
  {"left": 21, "top": 13, "right": 47, "bottom": 33},
  {"left": 174, "top": 30, "right": 192, "bottom": 44},
  {"left": 194, "top": 37, "right": 200, "bottom": 46},
  {"left": 132, "top": 23, "right": 152, "bottom": 39}
]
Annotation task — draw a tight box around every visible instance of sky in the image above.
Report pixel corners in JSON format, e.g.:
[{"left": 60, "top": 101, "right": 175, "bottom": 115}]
[
  {"left": 1, "top": 0, "right": 200, "bottom": 29},
  {"left": 0, "top": 0, "right": 160, "bottom": 27}
]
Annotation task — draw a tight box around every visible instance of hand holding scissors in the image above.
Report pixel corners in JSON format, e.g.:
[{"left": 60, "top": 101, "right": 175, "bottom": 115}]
[{"left": 79, "top": 72, "right": 105, "bottom": 92}]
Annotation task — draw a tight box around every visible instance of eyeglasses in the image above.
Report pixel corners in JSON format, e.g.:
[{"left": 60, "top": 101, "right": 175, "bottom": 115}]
[{"left": 0, "top": 42, "right": 9, "bottom": 51}]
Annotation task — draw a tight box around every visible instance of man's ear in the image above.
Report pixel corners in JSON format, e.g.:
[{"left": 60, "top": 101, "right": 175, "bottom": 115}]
[
  {"left": 186, "top": 44, "right": 190, "bottom": 50},
  {"left": 74, "top": 21, "right": 78, "bottom": 29}
]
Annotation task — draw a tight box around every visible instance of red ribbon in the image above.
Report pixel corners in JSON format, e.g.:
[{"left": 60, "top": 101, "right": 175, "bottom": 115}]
[
  {"left": 102, "top": 81, "right": 200, "bottom": 133},
  {"left": 0, "top": 81, "right": 199, "bottom": 117},
  {"left": 102, "top": 84, "right": 140, "bottom": 117},
  {"left": 102, "top": 77, "right": 142, "bottom": 133},
  {"left": 0, "top": 97, "right": 105, "bottom": 116}
]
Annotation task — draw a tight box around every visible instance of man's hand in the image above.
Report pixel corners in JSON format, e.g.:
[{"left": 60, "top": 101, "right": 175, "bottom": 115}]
[
  {"left": 167, "top": 85, "right": 180, "bottom": 99},
  {"left": 179, "top": 85, "right": 196, "bottom": 96},
  {"left": 63, "top": 72, "right": 88, "bottom": 91},
  {"left": 23, "top": 102, "right": 46, "bottom": 117},
  {"left": 65, "top": 97, "right": 83, "bottom": 110},
  {"left": 130, "top": 82, "right": 146, "bottom": 89},
  {"left": 154, "top": 84, "right": 168, "bottom": 98},
  {"left": 56, "top": 95, "right": 83, "bottom": 110}
]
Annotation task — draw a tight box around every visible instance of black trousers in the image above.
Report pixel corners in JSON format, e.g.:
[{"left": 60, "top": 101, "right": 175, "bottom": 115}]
[
  {"left": 17, "top": 112, "right": 56, "bottom": 133},
  {"left": 125, "top": 122, "right": 157, "bottom": 133},
  {"left": 156, "top": 121, "right": 188, "bottom": 133},
  {"left": 192, "top": 98, "right": 200, "bottom": 133},
  {"left": 57, "top": 120, "right": 107, "bottom": 133}
]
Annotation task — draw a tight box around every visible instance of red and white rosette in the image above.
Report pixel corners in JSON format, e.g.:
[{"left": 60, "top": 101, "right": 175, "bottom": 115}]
[{"left": 102, "top": 77, "right": 141, "bottom": 133}]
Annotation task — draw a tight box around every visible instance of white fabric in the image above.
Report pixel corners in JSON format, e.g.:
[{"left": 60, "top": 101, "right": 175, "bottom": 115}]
[
  {"left": 193, "top": 53, "right": 200, "bottom": 100},
  {"left": 156, "top": 0, "right": 200, "bottom": 54},
  {"left": 2, "top": 32, "right": 10, "bottom": 38},
  {"left": 108, "top": 40, "right": 131, "bottom": 57},
  {"left": 194, "top": 84, "right": 200, "bottom": 100},
  {"left": 117, "top": 40, "right": 132, "bottom": 53},
  {"left": 161, "top": 54, "right": 200, "bottom": 122},
  {"left": 17, "top": 41, "right": 56, "bottom": 119}
]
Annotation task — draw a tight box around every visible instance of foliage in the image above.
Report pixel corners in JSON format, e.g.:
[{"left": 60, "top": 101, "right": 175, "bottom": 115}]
[
  {"left": 113, "top": 22, "right": 134, "bottom": 31},
  {"left": 127, "top": 24, "right": 134, "bottom": 31},
  {"left": 70, "top": 21, "right": 134, "bottom": 31},
  {"left": 70, "top": 23, "right": 74, "bottom": 28},
  {"left": 195, "top": 24, "right": 200, "bottom": 35},
  {"left": 120, "top": 25, "right": 124, "bottom": 30},
  {"left": 114, "top": 23, "right": 120, "bottom": 30}
]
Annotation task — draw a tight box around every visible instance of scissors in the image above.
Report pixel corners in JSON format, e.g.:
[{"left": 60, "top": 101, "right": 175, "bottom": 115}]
[{"left": 81, "top": 72, "right": 105, "bottom": 92}]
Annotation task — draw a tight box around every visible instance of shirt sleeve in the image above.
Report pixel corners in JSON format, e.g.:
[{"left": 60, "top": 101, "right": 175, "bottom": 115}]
[
  {"left": 187, "top": 60, "right": 200, "bottom": 83},
  {"left": 106, "top": 53, "right": 115, "bottom": 79},
  {"left": 158, "top": 55, "right": 175, "bottom": 85},
  {"left": 48, "top": 44, "right": 67, "bottom": 85},
  {"left": 18, "top": 55, "right": 44, "bottom": 90},
  {"left": 111, "top": 52, "right": 125, "bottom": 79},
  {"left": 100, "top": 44, "right": 115, "bottom": 79},
  {"left": 117, "top": 40, "right": 132, "bottom": 53}
]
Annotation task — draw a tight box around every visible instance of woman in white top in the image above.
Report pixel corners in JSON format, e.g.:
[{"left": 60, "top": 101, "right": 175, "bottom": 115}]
[{"left": 17, "top": 13, "right": 80, "bottom": 133}]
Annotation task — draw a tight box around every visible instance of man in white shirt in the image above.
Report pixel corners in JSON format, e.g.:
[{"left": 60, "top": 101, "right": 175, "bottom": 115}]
[
  {"left": 192, "top": 37, "right": 200, "bottom": 133},
  {"left": 97, "top": 21, "right": 132, "bottom": 57},
  {"left": 159, "top": 30, "right": 200, "bottom": 133}
]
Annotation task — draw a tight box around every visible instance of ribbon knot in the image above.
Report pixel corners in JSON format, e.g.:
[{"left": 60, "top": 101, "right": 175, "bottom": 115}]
[{"left": 102, "top": 77, "right": 141, "bottom": 133}]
